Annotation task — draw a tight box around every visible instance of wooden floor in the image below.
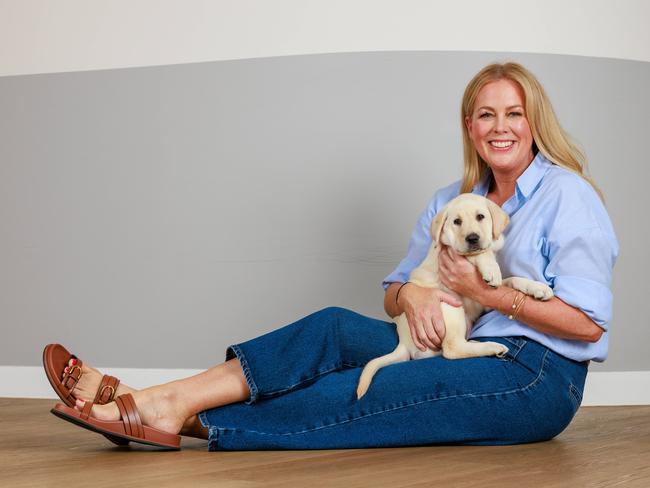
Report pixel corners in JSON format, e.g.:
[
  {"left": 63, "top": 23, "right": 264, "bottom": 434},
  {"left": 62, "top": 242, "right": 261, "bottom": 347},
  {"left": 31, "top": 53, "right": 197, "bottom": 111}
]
[{"left": 1, "top": 399, "right": 649, "bottom": 487}]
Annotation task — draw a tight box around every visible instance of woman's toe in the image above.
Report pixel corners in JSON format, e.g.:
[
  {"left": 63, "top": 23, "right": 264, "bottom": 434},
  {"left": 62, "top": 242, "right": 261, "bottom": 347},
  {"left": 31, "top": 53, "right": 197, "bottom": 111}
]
[{"left": 62, "top": 358, "right": 78, "bottom": 381}]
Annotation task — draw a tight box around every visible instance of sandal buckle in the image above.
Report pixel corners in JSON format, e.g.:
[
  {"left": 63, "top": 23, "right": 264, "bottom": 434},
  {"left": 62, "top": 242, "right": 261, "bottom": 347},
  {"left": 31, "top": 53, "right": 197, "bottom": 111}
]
[
  {"left": 99, "top": 384, "right": 116, "bottom": 402},
  {"left": 64, "top": 365, "right": 83, "bottom": 390}
]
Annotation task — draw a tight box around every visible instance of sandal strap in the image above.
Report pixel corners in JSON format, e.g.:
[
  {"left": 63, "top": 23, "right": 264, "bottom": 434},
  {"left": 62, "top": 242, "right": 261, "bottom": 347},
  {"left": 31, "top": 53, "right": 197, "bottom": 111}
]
[
  {"left": 94, "top": 375, "right": 120, "bottom": 404},
  {"left": 115, "top": 394, "right": 144, "bottom": 439},
  {"left": 61, "top": 360, "right": 83, "bottom": 399},
  {"left": 80, "top": 400, "right": 94, "bottom": 421}
]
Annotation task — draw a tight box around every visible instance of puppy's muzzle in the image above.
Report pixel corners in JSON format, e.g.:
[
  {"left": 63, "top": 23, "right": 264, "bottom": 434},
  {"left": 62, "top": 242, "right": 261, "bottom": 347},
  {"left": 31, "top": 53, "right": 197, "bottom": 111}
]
[{"left": 465, "top": 233, "right": 481, "bottom": 251}]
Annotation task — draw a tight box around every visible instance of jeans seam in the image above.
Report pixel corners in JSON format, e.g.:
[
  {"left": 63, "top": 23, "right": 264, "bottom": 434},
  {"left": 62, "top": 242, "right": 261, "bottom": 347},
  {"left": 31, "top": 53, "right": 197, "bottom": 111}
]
[
  {"left": 226, "top": 344, "right": 260, "bottom": 405},
  {"left": 568, "top": 382, "right": 583, "bottom": 411},
  {"left": 198, "top": 411, "right": 220, "bottom": 451},
  {"left": 501, "top": 336, "right": 524, "bottom": 347},
  {"left": 215, "top": 349, "right": 550, "bottom": 438}
]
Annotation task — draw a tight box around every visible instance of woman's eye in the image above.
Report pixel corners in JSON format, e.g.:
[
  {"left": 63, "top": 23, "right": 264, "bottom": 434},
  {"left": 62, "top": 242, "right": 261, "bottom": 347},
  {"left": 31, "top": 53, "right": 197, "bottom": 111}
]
[
  {"left": 508, "top": 112, "right": 523, "bottom": 117},
  {"left": 476, "top": 214, "right": 485, "bottom": 221},
  {"left": 453, "top": 218, "right": 462, "bottom": 226},
  {"left": 479, "top": 113, "right": 493, "bottom": 119}
]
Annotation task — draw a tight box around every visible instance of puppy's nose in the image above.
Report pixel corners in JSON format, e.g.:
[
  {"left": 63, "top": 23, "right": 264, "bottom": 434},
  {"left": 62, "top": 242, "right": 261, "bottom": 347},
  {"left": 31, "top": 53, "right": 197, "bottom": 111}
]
[{"left": 465, "top": 233, "right": 480, "bottom": 245}]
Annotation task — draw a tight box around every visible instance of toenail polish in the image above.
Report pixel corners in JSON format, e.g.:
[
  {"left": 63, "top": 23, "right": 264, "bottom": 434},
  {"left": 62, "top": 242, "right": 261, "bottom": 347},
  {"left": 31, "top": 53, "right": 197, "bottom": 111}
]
[
  {"left": 64, "top": 367, "right": 69, "bottom": 372},
  {"left": 70, "top": 358, "right": 77, "bottom": 365}
]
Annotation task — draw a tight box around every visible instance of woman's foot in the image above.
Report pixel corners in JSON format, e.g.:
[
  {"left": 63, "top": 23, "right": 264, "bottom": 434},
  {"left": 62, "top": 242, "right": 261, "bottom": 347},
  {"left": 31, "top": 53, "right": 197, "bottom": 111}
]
[
  {"left": 75, "top": 384, "right": 192, "bottom": 437},
  {"left": 62, "top": 358, "right": 135, "bottom": 403}
]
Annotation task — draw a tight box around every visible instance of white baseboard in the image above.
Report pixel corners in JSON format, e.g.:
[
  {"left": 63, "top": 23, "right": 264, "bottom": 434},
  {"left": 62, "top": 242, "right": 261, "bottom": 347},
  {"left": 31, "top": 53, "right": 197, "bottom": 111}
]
[
  {"left": 1, "top": 366, "right": 649, "bottom": 406},
  {"left": 581, "top": 371, "right": 650, "bottom": 406}
]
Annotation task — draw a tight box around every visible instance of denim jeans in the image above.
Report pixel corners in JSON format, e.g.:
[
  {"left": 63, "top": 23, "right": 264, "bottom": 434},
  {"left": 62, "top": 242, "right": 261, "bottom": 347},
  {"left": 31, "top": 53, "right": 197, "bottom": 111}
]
[{"left": 198, "top": 307, "right": 588, "bottom": 451}]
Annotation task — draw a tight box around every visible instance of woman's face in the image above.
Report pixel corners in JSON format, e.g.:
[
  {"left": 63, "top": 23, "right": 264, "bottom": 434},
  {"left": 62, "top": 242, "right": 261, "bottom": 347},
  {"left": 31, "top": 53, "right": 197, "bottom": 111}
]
[{"left": 465, "top": 78, "right": 535, "bottom": 178}]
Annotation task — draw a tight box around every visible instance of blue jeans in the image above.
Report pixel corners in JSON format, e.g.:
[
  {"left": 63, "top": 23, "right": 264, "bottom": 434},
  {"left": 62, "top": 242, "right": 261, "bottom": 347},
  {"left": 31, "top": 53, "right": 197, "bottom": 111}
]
[{"left": 198, "top": 307, "right": 587, "bottom": 450}]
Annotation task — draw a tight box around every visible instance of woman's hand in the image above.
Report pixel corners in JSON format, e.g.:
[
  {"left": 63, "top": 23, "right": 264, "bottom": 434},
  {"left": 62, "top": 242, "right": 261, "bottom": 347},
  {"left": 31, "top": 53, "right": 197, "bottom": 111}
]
[
  {"left": 398, "top": 283, "right": 462, "bottom": 352},
  {"left": 438, "top": 245, "right": 492, "bottom": 303}
]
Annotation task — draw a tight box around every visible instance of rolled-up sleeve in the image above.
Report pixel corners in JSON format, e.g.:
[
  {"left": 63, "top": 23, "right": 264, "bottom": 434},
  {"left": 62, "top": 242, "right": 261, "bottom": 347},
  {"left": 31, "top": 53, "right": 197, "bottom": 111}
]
[{"left": 543, "top": 221, "right": 619, "bottom": 331}]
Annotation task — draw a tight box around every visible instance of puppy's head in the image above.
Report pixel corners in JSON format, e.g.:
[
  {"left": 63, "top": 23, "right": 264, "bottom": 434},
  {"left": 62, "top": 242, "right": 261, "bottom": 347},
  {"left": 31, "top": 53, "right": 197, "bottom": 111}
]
[{"left": 430, "top": 194, "right": 509, "bottom": 254}]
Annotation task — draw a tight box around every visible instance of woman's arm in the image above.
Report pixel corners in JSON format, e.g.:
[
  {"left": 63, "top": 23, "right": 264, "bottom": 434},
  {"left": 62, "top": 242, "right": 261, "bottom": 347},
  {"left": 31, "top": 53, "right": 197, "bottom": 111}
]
[
  {"left": 478, "top": 286, "right": 603, "bottom": 343},
  {"left": 438, "top": 246, "right": 604, "bottom": 343}
]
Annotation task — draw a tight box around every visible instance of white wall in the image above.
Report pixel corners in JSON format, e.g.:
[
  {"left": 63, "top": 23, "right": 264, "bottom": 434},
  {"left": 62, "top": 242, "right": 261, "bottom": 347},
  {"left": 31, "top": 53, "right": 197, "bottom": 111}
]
[{"left": 1, "top": 0, "right": 649, "bottom": 77}]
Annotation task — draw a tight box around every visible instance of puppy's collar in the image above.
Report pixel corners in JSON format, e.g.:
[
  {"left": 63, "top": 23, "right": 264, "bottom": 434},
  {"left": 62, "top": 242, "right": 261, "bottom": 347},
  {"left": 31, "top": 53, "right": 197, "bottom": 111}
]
[
  {"left": 458, "top": 248, "right": 489, "bottom": 257},
  {"left": 456, "top": 249, "right": 487, "bottom": 257}
]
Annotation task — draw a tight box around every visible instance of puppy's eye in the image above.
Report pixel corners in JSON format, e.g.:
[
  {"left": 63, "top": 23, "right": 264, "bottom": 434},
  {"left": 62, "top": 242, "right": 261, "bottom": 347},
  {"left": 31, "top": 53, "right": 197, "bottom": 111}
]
[
  {"left": 453, "top": 218, "right": 462, "bottom": 226},
  {"left": 476, "top": 214, "right": 485, "bottom": 221}
]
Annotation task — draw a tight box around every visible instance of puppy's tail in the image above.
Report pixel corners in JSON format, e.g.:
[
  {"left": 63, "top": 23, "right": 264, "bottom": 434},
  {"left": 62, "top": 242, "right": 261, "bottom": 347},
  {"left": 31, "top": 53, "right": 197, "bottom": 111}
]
[{"left": 356, "top": 344, "right": 410, "bottom": 400}]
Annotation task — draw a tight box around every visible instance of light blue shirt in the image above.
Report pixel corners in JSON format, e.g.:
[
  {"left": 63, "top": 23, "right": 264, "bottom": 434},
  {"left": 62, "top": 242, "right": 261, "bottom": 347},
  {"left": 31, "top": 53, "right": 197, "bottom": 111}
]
[{"left": 382, "top": 153, "right": 619, "bottom": 362}]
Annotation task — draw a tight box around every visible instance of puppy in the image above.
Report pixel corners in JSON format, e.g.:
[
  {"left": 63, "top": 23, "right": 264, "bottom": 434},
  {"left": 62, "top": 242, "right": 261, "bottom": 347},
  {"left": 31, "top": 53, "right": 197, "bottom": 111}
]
[{"left": 356, "top": 193, "right": 553, "bottom": 399}]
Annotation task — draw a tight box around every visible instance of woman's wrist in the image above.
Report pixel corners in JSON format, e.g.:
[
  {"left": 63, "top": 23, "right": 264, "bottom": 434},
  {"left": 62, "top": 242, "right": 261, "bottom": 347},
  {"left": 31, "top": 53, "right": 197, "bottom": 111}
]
[
  {"left": 385, "top": 282, "right": 412, "bottom": 318},
  {"left": 477, "top": 285, "right": 512, "bottom": 312},
  {"left": 395, "top": 281, "right": 411, "bottom": 308}
]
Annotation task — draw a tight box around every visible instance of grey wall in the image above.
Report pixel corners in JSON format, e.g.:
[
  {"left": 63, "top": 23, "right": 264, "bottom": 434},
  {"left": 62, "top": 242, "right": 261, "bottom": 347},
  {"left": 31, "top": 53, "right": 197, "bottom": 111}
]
[{"left": 1, "top": 51, "right": 646, "bottom": 372}]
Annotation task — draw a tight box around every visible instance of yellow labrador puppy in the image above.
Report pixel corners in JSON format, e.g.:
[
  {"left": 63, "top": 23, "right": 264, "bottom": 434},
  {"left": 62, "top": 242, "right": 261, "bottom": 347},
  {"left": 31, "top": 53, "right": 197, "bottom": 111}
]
[{"left": 356, "top": 193, "right": 553, "bottom": 399}]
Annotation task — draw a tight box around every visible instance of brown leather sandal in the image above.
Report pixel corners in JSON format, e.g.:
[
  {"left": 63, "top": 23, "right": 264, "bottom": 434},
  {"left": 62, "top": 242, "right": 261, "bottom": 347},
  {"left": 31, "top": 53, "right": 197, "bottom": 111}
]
[
  {"left": 51, "top": 393, "right": 181, "bottom": 450},
  {"left": 42, "top": 343, "right": 121, "bottom": 408},
  {"left": 43, "top": 343, "right": 130, "bottom": 446}
]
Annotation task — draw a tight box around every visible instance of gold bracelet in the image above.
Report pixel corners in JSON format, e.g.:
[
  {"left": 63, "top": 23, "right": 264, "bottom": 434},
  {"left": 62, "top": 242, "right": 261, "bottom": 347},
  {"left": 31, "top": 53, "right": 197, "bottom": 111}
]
[
  {"left": 507, "top": 291, "right": 527, "bottom": 320},
  {"left": 395, "top": 281, "right": 411, "bottom": 306}
]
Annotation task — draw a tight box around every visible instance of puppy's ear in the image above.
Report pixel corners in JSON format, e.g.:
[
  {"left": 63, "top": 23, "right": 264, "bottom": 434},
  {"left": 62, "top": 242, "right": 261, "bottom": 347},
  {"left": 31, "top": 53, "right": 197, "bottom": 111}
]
[
  {"left": 485, "top": 199, "right": 509, "bottom": 239},
  {"left": 430, "top": 207, "right": 448, "bottom": 245}
]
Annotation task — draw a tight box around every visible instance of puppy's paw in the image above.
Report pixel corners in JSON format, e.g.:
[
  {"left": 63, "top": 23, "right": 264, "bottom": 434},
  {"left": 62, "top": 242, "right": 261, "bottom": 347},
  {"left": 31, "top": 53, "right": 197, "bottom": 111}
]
[
  {"left": 503, "top": 277, "right": 554, "bottom": 301},
  {"left": 481, "top": 341, "right": 509, "bottom": 358},
  {"left": 481, "top": 264, "right": 502, "bottom": 288},
  {"left": 528, "top": 283, "right": 554, "bottom": 301},
  {"left": 493, "top": 343, "right": 509, "bottom": 358}
]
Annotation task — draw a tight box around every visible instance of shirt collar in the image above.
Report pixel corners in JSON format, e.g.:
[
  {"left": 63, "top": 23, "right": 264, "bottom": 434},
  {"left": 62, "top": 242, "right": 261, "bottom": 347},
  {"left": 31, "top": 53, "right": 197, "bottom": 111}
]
[
  {"left": 516, "top": 152, "right": 552, "bottom": 199},
  {"left": 472, "top": 152, "right": 553, "bottom": 200}
]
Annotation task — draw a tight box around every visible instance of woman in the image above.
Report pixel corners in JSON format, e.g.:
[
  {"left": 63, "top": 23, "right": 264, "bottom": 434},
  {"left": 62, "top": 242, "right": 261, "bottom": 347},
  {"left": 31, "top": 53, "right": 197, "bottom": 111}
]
[{"left": 46, "top": 62, "right": 618, "bottom": 450}]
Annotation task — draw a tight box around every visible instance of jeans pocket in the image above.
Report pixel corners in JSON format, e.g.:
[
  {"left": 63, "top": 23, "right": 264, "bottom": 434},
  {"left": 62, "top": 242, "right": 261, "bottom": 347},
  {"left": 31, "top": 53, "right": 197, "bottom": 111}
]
[{"left": 568, "top": 382, "right": 583, "bottom": 413}]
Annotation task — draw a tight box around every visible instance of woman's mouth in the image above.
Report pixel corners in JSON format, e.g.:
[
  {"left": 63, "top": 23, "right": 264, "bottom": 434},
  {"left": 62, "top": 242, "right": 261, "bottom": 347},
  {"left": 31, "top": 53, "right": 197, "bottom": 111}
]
[{"left": 489, "top": 140, "right": 515, "bottom": 151}]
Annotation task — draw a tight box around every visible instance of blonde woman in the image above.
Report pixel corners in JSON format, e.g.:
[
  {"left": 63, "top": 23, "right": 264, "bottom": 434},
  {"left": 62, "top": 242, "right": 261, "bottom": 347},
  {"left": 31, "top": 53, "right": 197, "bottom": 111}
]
[{"left": 45, "top": 62, "right": 618, "bottom": 450}]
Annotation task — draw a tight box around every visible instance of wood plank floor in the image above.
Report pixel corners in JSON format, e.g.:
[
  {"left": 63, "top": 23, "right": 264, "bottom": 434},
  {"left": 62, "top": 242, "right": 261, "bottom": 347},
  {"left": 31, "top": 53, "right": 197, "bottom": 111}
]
[{"left": 1, "top": 398, "right": 649, "bottom": 487}]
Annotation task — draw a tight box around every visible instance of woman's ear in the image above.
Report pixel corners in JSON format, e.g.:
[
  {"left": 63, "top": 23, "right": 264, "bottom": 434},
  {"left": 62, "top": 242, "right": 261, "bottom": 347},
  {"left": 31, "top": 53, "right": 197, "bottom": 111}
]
[
  {"left": 485, "top": 199, "right": 509, "bottom": 239},
  {"left": 430, "top": 207, "right": 448, "bottom": 245},
  {"left": 464, "top": 115, "right": 472, "bottom": 132}
]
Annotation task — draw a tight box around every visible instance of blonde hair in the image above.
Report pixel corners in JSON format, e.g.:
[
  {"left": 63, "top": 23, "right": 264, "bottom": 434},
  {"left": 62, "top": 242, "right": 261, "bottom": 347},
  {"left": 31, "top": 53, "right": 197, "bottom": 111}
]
[{"left": 459, "top": 62, "right": 603, "bottom": 201}]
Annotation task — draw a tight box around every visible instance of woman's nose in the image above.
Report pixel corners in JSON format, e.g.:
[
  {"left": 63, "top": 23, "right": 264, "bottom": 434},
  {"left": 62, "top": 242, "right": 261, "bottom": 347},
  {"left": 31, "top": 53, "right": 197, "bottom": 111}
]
[{"left": 493, "top": 114, "right": 508, "bottom": 133}]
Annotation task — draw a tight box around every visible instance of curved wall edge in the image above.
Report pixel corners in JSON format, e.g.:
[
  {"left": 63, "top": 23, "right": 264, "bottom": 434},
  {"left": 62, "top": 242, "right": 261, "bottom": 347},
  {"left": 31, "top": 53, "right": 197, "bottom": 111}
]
[{"left": 1, "top": 0, "right": 649, "bottom": 77}]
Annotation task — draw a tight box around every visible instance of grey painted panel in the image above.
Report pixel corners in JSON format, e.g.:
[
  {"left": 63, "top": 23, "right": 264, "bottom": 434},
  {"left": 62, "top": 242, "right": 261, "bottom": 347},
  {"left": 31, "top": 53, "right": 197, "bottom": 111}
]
[{"left": 1, "top": 51, "right": 646, "bottom": 371}]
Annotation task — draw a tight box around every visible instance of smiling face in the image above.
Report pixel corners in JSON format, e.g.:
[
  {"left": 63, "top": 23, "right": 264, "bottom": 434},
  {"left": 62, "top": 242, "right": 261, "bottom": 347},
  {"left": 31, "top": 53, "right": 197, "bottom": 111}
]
[{"left": 465, "top": 78, "right": 535, "bottom": 179}]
